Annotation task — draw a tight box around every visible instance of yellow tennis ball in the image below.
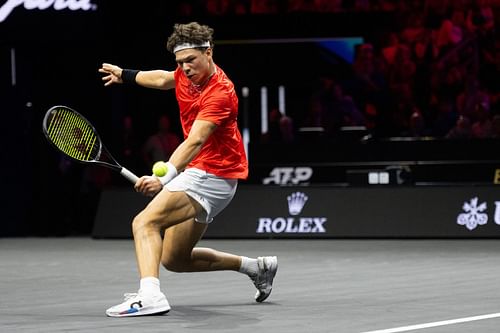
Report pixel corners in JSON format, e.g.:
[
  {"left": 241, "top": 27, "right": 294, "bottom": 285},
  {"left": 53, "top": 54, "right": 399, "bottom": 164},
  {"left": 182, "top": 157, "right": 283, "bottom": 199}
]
[{"left": 152, "top": 161, "right": 168, "bottom": 177}]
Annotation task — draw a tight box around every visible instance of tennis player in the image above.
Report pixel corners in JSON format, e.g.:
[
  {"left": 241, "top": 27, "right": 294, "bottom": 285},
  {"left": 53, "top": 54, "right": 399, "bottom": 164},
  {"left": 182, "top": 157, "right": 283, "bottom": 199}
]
[{"left": 99, "top": 22, "right": 278, "bottom": 317}]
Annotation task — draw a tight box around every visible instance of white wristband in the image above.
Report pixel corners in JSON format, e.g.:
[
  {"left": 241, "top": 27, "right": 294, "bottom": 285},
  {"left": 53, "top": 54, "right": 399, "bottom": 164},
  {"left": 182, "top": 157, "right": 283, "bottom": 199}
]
[{"left": 158, "top": 162, "right": 178, "bottom": 185}]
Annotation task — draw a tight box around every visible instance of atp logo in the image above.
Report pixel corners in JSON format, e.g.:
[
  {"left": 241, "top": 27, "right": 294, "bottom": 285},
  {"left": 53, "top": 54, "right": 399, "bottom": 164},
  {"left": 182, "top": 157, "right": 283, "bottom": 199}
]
[
  {"left": 257, "top": 191, "right": 326, "bottom": 234},
  {"left": 456, "top": 197, "right": 500, "bottom": 231},
  {"left": 262, "top": 167, "right": 313, "bottom": 185}
]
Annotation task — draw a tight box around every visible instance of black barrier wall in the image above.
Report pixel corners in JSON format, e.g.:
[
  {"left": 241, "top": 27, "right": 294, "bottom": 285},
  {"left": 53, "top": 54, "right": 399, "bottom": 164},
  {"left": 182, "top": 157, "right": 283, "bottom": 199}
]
[{"left": 93, "top": 185, "right": 500, "bottom": 239}]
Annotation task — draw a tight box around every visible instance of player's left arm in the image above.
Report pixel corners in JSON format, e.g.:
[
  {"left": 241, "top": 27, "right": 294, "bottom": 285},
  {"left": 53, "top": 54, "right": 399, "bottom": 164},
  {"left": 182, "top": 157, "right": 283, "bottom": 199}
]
[
  {"left": 135, "top": 70, "right": 175, "bottom": 90},
  {"left": 99, "top": 64, "right": 175, "bottom": 90}
]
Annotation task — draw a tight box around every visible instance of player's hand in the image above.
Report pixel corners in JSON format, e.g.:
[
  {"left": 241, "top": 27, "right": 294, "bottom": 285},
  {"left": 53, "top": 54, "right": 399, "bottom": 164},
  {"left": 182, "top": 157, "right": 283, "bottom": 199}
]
[
  {"left": 99, "top": 63, "right": 123, "bottom": 86},
  {"left": 134, "top": 175, "right": 163, "bottom": 197}
]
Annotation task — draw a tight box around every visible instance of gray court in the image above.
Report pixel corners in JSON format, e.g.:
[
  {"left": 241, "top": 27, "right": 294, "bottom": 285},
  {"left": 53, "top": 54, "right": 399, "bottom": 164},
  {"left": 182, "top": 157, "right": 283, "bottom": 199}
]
[{"left": 1, "top": 237, "right": 500, "bottom": 332}]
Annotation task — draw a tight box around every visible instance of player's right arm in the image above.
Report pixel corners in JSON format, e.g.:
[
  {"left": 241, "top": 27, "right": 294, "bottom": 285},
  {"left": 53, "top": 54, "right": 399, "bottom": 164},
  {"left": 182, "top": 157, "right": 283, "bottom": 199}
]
[{"left": 99, "top": 63, "right": 175, "bottom": 90}]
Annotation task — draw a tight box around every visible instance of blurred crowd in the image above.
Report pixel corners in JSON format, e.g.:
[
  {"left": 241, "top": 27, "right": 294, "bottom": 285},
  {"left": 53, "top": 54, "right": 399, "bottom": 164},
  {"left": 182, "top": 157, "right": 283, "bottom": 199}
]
[
  {"left": 175, "top": 0, "right": 500, "bottom": 17},
  {"left": 176, "top": 0, "right": 484, "bottom": 16},
  {"left": 323, "top": 0, "right": 500, "bottom": 140},
  {"left": 176, "top": 0, "right": 500, "bottom": 141}
]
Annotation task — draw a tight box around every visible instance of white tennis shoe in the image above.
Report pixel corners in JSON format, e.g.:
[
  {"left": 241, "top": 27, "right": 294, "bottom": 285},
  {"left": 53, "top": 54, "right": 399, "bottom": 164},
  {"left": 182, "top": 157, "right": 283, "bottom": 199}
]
[
  {"left": 250, "top": 256, "right": 278, "bottom": 302},
  {"left": 106, "top": 291, "right": 171, "bottom": 317}
]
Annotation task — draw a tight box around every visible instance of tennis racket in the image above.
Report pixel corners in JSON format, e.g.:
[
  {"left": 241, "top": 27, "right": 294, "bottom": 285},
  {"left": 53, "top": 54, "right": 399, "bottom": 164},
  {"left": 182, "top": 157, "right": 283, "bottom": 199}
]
[{"left": 42, "top": 105, "right": 139, "bottom": 184}]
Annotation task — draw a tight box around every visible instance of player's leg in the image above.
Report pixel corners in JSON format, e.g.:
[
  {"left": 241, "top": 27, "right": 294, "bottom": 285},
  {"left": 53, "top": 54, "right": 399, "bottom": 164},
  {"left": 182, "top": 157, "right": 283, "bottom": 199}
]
[
  {"left": 132, "top": 190, "right": 200, "bottom": 278},
  {"left": 161, "top": 215, "right": 278, "bottom": 302},
  {"left": 106, "top": 190, "right": 198, "bottom": 317},
  {"left": 160, "top": 218, "right": 242, "bottom": 272}
]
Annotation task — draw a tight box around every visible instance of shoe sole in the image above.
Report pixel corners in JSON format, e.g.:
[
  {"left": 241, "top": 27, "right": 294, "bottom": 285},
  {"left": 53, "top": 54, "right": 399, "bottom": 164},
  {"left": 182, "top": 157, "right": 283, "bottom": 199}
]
[{"left": 106, "top": 305, "right": 171, "bottom": 317}]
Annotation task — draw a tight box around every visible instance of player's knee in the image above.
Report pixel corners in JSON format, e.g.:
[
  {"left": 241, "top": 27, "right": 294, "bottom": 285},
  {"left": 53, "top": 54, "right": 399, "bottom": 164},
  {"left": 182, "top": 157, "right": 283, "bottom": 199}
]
[
  {"left": 131, "top": 213, "right": 155, "bottom": 235},
  {"left": 161, "top": 255, "right": 187, "bottom": 273},
  {"left": 161, "top": 257, "right": 179, "bottom": 272}
]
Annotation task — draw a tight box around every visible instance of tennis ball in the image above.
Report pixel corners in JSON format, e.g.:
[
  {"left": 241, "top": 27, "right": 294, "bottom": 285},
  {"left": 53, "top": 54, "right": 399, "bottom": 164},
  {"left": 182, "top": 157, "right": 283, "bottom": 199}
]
[{"left": 152, "top": 161, "right": 168, "bottom": 177}]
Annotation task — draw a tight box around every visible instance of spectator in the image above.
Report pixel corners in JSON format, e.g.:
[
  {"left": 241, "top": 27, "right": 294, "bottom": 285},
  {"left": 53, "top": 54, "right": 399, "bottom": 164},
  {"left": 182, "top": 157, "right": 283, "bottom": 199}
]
[
  {"left": 401, "top": 12, "right": 427, "bottom": 46},
  {"left": 431, "top": 98, "right": 458, "bottom": 137},
  {"left": 354, "top": 0, "right": 370, "bottom": 12},
  {"left": 304, "top": 77, "right": 335, "bottom": 133},
  {"left": 446, "top": 115, "right": 473, "bottom": 139},
  {"left": 387, "top": 44, "right": 417, "bottom": 98},
  {"left": 205, "top": 0, "right": 233, "bottom": 15},
  {"left": 346, "top": 43, "right": 387, "bottom": 111},
  {"left": 424, "top": 0, "right": 451, "bottom": 29},
  {"left": 142, "top": 114, "right": 181, "bottom": 168},
  {"left": 261, "top": 108, "right": 295, "bottom": 143},
  {"left": 433, "top": 17, "right": 463, "bottom": 58},
  {"left": 465, "top": 1, "right": 495, "bottom": 34},
  {"left": 471, "top": 100, "right": 493, "bottom": 138},
  {"left": 250, "top": 0, "right": 278, "bottom": 14},
  {"left": 287, "top": 0, "right": 314, "bottom": 12},
  {"left": 176, "top": 0, "right": 193, "bottom": 16},
  {"left": 331, "top": 82, "right": 366, "bottom": 128},
  {"left": 456, "top": 78, "right": 490, "bottom": 120},
  {"left": 116, "top": 115, "right": 141, "bottom": 175},
  {"left": 382, "top": 32, "right": 401, "bottom": 66},
  {"left": 303, "top": 99, "right": 324, "bottom": 130},
  {"left": 491, "top": 114, "right": 500, "bottom": 138},
  {"left": 313, "top": 0, "right": 343, "bottom": 12},
  {"left": 347, "top": 43, "right": 392, "bottom": 136},
  {"left": 407, "top": 108, "right": 429, "bottom": 137},
  {"left": 391, "top": 92, "right": 418, "bottom": 137}
]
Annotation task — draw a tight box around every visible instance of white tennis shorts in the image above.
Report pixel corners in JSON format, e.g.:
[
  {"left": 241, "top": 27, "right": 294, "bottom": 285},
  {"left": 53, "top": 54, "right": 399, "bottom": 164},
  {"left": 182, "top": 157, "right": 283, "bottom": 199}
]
[{"left": 165, "top": 168, "right": 238, "bottom": 223}]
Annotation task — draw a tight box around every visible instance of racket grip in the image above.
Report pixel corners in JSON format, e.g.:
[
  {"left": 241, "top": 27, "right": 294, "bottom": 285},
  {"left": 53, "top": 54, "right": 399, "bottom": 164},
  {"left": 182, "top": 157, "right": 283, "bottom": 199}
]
[{"left": 120, "top": 167, "right": 139, "bottom": 184}]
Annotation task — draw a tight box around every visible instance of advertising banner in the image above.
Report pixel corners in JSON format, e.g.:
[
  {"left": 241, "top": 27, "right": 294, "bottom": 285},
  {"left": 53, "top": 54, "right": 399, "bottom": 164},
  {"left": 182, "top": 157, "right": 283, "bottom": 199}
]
[{"left": 93, "top": 185, "right": 500, "bottom": 239}]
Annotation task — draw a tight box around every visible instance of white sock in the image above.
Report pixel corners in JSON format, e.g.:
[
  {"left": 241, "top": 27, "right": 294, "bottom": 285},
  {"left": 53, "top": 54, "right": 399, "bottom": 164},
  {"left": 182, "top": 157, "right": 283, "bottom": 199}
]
[
  {"left": 239, "top": 256, "right": 258, "bottom": 276},
  {"left": 139, "top": 277, "right": 161, "bottom": 295}
]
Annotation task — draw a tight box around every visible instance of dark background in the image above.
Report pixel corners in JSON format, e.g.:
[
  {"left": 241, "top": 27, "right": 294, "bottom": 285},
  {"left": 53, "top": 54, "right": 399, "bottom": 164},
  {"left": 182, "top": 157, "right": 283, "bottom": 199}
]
[{"left": 1, "top": 1, "right": 499, "bottom": 236}]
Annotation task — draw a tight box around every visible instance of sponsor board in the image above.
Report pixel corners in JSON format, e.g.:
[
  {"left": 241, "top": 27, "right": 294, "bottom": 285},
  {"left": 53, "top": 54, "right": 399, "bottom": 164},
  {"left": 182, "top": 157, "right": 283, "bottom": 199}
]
[
  {"left": 208, "top": 185, "right": 500, "bottom": 238},
  {"left": 93, "top": 185, "right": 500, "bottom": 239}
]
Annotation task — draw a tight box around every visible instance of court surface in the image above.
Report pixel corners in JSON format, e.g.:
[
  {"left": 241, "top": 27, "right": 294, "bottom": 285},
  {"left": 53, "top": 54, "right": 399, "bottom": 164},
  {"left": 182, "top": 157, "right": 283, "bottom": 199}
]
[{"left": 1, "top": 237, "right": 500, "bottom": 333}]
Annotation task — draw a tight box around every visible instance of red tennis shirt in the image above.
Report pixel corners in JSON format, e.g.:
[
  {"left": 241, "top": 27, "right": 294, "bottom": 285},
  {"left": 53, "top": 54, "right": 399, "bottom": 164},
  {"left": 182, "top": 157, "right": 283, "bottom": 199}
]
[{"left": 174, "top": 65, "right": 248, "bottom": 179}]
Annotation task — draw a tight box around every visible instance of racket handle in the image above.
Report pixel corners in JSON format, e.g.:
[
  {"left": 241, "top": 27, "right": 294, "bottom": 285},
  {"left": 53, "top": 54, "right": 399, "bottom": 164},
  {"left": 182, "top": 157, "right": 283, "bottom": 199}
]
[{"left": 120, "top": 167, "right": 139, "bottom": 184}]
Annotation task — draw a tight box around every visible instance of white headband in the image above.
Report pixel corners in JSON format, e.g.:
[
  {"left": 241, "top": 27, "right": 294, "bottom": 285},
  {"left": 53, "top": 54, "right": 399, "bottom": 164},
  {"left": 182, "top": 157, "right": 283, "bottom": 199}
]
[{"left": 173, "top": 41, "right": 211, "bottom": 53}]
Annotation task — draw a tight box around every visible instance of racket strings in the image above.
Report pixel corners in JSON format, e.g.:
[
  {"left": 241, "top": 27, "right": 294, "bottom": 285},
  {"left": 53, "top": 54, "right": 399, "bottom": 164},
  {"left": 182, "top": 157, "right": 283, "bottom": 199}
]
[{"left": 46, "top": 109, "right": 100, "bottom": 161}]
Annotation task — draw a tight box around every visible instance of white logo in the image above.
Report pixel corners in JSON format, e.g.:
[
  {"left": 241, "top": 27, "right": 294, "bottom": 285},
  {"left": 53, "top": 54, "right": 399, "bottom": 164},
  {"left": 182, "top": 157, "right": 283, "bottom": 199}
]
[
  {"left": 263, "top": 167, "right": 313, "bottom": 185},
  {"left": 0, "top": 0, "right": 97, "bottom": 23},
  {"left": 287, "top": 192, "right": 308, "bottom": 215},
  {"left": 495, "top": 202, "right": 500, "bottom": 225},
  {"left": 457, "top": 197, "right": 488, "bottom": 231},
  {"left": 257, "top": 191, "right": 327, "bottom": 234},
  {"left": 257, "top": 217, "right": 326, "bottom": 233}
]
